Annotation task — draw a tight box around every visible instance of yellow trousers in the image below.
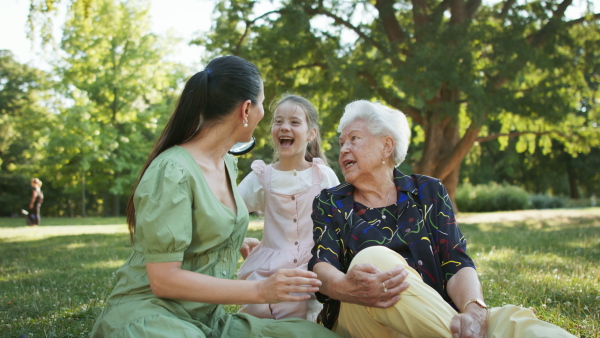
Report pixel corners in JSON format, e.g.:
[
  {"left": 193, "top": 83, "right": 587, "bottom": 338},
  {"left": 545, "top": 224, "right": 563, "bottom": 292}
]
[{"left": 334, "top": 246, "right": 576, "bottom": 338}]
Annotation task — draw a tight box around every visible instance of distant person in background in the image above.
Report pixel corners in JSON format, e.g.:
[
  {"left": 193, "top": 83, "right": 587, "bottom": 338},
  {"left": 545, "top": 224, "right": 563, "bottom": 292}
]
[{"left": 28, "top": 178, "right": 44, "bottom": 226}]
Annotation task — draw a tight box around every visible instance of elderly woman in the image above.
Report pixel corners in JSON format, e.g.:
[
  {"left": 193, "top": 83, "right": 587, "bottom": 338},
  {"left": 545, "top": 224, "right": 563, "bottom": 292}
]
[{"left": 308, "top": 100, "right": 575, "bottom": 337}]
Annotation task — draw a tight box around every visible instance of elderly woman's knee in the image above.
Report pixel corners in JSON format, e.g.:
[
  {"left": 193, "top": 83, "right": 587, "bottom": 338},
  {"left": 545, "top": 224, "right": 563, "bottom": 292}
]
[{"left": 349, "top": 246, "right": 409, "bottom": 271}]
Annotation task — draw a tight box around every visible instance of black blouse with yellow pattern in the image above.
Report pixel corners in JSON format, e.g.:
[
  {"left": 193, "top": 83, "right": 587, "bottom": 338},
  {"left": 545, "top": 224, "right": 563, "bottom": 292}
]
[{"left": 308, "top": 169, "right": 475, "bottom": 329}]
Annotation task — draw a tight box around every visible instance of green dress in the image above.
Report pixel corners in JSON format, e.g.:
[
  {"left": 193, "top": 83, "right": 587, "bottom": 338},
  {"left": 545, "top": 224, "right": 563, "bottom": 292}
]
[{"left": 90, "top": 146, "right": 337, "bottom": 337}]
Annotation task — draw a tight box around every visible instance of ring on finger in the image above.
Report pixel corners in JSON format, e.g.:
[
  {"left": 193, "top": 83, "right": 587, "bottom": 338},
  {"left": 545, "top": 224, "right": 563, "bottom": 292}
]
[{"left": 382, "top": 281, "right": 388, "bottom": 293}]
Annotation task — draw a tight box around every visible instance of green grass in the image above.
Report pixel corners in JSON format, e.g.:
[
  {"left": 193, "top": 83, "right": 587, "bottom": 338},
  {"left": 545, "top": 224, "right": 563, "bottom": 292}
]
[
  {"left": 462, "top": 215, "right": 600, "bottom": 336},
  {"left": 0, "top": 212, "right": 599, "bottom": 337}
]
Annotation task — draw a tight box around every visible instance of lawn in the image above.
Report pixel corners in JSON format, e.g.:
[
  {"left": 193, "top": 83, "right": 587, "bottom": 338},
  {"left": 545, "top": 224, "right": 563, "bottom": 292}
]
[{"left": 0, "top": 209, "right": 599, "bottom": 337}]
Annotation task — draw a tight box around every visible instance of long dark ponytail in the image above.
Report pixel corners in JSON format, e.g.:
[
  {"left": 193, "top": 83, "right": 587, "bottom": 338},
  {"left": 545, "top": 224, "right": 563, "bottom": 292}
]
[{"left": 126, "top": 56, "right": 262, "bottom": 243}]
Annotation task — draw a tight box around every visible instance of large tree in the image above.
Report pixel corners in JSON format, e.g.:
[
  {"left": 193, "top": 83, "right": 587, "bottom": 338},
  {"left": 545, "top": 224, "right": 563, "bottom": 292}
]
[
  {"left": 0, "top": 50, "right": 54, "bottom": 216},
  {"left": 198, "top": 0, "right": 600, "bottom": 205},
  {"left": 28, "top": 0, "right": 185, "bottom": 216}
]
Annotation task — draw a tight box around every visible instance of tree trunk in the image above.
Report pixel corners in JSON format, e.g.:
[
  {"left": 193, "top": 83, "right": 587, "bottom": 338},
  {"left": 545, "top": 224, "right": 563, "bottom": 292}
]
[
  {"left": 412, "top": 107, "right": 479, "bottom": 212},
  {"left": 81, "top": 168, "right": 86, "bottom": 218},
  {"left": 103, "top": 191, "right": 111, "bottom": 216},
  {"left": 113, "top": 193, "right": 120, "bottom": 217},
  {"left": 444, "top": 164, "right": 461, "bottom": 212},
  {"left": 68, "top": 198, "right": 74, "bottom": 218},
  {"left": 566, "top": 158, "right": 580, "bottom": 199}
]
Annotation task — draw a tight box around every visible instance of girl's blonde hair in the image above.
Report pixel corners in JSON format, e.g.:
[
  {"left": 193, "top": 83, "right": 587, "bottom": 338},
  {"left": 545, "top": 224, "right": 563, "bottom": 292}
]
[
  {"left": 31, "top": 178, "right": 42, "bottom": 187},
  {"left": 270, "top": 94, "right": 329, "bottom": 166}
]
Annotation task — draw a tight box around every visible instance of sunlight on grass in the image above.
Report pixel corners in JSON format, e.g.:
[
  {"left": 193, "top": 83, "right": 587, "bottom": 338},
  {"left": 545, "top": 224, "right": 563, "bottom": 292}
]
[
  {"left": 465, "top": 215, "right": 600, "bottom": 336},
  {"left": 0, "top": 225, "right": 129, "bottom": 243},
  {"left": 0, "top": 217, "right": 127, "bottom": 228},
  {"left": 1, "top": 212, "right": 599, "bottom": 336},
  {"left": 1, "top": 218, "right": 131, "bottom": 337},
  {"left": 86, "top": 260, "right": 126, "bottom": 269},
  {"left": 66, "top": 243, "right": 87, "bottom": 250}
]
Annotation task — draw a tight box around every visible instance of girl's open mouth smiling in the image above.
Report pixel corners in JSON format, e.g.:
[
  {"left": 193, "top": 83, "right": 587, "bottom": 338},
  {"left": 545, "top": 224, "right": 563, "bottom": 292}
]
[{"left": 279, "top": 136, "right": 295, "bottom": 148}]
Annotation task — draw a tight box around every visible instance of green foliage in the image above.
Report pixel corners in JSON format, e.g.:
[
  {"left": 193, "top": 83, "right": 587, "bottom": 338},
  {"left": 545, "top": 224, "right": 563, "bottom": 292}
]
[
  {"left": 463, "top": 133, "right": 600, "bottom": 200},
  {"left": 16, "top": 0, "right": 600, "bottom": 215},
  {"left": 21, "top": 0, "right": 187, "bottom": 217},
  {"left": 0, "top": 50, "right": 56, "bottom": 216},
  {"left": 456, "top": 182, "right": 530, "bottom": 212},
  {"left": 564, "top": 198, "right": 596, "bottom": 209},
  {"left": 529, "top": 194, "right": 568, "bottom": 209},
  {"left": 0, "top": 174, "right": 30, "bottom": 217},
  {"left": 199, "top": 0, "right": 600, "bottom": 204}
]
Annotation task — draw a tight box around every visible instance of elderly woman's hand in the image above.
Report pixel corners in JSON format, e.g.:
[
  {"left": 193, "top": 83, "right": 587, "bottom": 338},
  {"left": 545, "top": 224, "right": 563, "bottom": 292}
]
[
  {"left": 338, "top": 263, "right": 410, "bottom": 308},
  {"left": 450, "top": 305, "right": 488, "bottom": 338},
  {"left": 447, "top": 268, "right": 489, "bottom": 338}
]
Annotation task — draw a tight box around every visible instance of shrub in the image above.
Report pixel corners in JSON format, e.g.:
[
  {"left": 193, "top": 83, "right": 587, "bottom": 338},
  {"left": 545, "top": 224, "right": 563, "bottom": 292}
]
[
  {"left": 456, "top": 182, "right": 530, "bottom": 212},
  {"left": 564, "top": 198, "right": 594, "bottom": 208},
  {"left": 529, "top": 194, "right": 567, "bottom": 209}
]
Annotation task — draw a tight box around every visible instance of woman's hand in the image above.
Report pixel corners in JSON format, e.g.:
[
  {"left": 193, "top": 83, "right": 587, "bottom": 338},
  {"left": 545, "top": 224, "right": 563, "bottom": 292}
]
[
  {"left": 336, "top": 263, "right": 409, "bottom": 308},
  {"left": 256, "top": 269, "right": 322, "bottom": 303},
  {"left": 450, "top": 305, "right": 488, "bottom": 338},
  {"left": 240, "top": 237, "right": 260, "bottom": 259}
]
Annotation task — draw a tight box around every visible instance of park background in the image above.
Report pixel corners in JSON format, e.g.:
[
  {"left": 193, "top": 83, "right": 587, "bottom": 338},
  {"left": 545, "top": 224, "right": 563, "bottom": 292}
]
[
  {"left": 1, "top": 0, "right": 599, "bottom": 217},
  {"left": 0, "top": 0, "right": 599, "bottom": 336}
]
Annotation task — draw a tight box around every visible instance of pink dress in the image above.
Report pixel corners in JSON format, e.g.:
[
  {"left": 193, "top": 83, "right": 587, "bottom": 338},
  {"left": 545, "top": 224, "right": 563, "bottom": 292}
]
[{"left": 237, "top": 160, "right": 329, "bottom": 321}]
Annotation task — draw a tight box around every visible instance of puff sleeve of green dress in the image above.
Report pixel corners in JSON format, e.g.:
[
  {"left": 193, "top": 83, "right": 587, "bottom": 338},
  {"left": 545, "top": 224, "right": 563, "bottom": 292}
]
[{"left": 90, "top": 146, "right": 338, "bottom": 338}]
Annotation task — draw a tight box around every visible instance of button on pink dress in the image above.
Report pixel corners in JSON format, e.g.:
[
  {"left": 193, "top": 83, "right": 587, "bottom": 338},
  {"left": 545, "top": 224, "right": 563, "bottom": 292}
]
[{"left": 237, "top": 160, "right": 326, "bottom": 321}]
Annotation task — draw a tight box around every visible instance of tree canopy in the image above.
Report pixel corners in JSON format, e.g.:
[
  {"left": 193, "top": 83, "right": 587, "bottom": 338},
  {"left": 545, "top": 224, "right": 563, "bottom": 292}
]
[
  {"left": 0, "top": 50, "right": 55, "bottom": 215},
  {"left": 8, "top": 0, "right": 186, "bottom": 216},
  {"left": 2, "top": 0, "right": 598, "bottom": 216},
  {"left": 198, "top": 0, "right": 600, "bottom": 204}
]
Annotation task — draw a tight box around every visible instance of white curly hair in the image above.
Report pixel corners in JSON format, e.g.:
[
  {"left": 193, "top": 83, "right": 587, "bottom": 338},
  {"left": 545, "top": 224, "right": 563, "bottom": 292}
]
[{"left": 337, "top": 100, "right": 411, "bottom": 167}]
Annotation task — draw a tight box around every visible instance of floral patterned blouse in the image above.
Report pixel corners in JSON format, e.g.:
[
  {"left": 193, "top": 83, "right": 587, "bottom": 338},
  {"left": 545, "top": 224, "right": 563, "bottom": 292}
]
[{"left": 308, "top": 169, "right": 475, "bottom": 329}]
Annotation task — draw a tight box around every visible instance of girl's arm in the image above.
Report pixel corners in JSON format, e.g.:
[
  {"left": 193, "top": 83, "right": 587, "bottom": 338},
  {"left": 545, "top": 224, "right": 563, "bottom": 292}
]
[
  {"left": 240, "top": 237, "right": 260, "bottom": 259},
  {"left": 238, "top": 168, "right": 265, "bottom": 213},
  {"left": 146, "top": 261, "right": 321, "bottom": 304},
  {"left": 237, "top": 165, "right": 264, "bottom": 258}
]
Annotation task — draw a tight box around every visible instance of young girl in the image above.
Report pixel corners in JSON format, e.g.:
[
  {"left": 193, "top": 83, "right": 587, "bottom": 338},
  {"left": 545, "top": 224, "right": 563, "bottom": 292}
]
[{"left": 237, "top": 94, "right": 340, "bottom": 321}]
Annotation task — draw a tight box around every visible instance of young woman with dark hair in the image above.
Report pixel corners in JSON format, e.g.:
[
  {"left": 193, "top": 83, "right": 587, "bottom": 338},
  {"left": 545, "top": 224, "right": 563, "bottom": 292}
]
[{"left": 91, "top": 56, "right": 337, "bottom": 337}]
